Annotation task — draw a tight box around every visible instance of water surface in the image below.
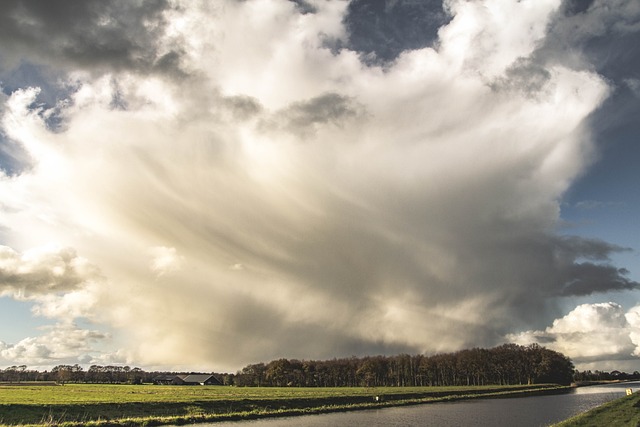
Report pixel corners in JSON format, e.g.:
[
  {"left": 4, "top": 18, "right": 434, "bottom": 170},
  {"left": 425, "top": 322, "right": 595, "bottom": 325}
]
[{"left": 193, "top": 382, "right": 639, "bottom": 427}]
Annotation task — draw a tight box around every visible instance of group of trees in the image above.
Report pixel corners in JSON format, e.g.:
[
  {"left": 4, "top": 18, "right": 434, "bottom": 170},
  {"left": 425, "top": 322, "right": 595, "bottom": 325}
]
[
  {"left": 0, "top": 364, "right": 172, "bottom": 385},
  {"left": 5, "top": 344, "right": 632, "bottom": 388},
  {"left": 574, "top": 369, "right": 640, "bottom": 383},
  {"left": 234, "top": 344, "right": 575, "bottom": 387}
]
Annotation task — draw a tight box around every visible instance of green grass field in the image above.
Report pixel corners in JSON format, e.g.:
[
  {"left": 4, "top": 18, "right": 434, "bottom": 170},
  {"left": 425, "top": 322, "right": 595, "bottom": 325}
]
[
  {"left": 552, "top": 392, "right": 640, "bottom": 427},
  {"left": 0, "top": 383, "right": 567, "bottom": 426}
]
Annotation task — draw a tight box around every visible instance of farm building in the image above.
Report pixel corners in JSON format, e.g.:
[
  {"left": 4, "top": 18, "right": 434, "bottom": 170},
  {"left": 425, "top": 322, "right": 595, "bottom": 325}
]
[
  {"left": 180, "top": 374, "right": 222, "bottom": 385},
  {"left": 152, "top": 374, "right": 182, "bottom": 385},
  {"left": 152, "top": 374, "right": 222, "bottom": 385}
]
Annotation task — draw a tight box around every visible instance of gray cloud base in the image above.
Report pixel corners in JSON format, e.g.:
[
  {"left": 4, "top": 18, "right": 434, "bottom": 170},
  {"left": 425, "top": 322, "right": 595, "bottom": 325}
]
[{"left": 0, "top": 0, "right": 176, "bottom": 74}]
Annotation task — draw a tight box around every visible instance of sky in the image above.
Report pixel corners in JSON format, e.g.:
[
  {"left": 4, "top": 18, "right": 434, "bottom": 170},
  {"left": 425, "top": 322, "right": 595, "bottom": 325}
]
[{"left": 0, "top": 0, "right": 639, "bottom": 374}]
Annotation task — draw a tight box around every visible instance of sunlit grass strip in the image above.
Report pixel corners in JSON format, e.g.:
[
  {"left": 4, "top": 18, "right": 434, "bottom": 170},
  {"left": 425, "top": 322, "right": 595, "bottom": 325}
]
[
  {"left": 0, "top": 384, "right": 569, "bottom": 426},
  {"left": 552, "top": 393, "right": 640, "bottom": 427},
  {"left": 0, "top": 383, "right": 560, "bottom": 405},
  {"left": 0, "top": 384, "right": 474, "bottom": 404}
]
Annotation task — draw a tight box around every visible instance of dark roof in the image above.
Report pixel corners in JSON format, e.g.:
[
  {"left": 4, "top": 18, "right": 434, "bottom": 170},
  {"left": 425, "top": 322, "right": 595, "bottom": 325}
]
[{"left": 181, "top": 374, "right": 220, "bottom": 384}]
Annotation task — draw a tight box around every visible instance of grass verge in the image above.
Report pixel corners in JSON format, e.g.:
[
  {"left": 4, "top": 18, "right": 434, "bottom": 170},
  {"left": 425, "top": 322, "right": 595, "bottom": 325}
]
[{"left": 552, "top": 392, "right": 640, "bottom": 427}]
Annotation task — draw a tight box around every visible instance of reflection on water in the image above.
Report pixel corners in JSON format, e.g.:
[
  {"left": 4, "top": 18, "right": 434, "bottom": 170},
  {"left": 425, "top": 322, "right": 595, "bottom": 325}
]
[
  {"left": 573, "top": 381, "right": 638, "bottom": 394},
  {"left": 188, "top": 382, "right": 640, "bottom": 427}
]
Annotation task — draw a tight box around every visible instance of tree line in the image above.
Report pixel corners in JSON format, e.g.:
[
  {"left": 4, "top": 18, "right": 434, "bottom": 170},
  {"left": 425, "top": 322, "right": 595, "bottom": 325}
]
[
  {"left": 574, "top": 369, "right": 640, "bottom": 383},
  {"left": 0, "top": 364, "right": 156, "bottom": 384},
  {"left": 3, "top": 344, "right": 631, "bottom": 387},
  {"left": 234, "top": 344, "right": 575, "bottom": 387}
]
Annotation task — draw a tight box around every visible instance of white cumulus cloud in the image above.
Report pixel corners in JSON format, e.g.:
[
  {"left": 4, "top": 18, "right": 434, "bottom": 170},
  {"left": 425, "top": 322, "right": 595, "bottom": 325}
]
[
  {"left": 0, "top": 323, "right": 110, "bottom": 367},
  {"left": 509, "top": 302, "right": 640, "bottom": 367}
]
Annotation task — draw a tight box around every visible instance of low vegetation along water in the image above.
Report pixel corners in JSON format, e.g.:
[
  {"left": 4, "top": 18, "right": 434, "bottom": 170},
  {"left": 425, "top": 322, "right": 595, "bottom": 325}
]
[{"left": 0, "top": 383, "right": 568, "bottom": 426}]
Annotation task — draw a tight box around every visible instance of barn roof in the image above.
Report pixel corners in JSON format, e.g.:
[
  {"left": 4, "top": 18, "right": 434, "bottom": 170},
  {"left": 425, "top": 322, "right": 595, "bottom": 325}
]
[{"left": 181, "top": 374, "right": 220, "bottom": 384}]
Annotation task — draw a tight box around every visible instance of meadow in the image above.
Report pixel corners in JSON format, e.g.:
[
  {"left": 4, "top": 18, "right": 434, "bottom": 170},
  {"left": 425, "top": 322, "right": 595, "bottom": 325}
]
[{"left": 0, "top": 383, "right": 568, "bottom": 426}]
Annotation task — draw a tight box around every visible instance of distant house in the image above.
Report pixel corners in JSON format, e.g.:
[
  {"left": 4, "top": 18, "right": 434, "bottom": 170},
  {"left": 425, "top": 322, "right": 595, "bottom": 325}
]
[
  {"left": 152, "top": 374, "right": 222, "bottom": 386},
  {"left": 181, "top": 374, "right": 222, "bottom": 385}
]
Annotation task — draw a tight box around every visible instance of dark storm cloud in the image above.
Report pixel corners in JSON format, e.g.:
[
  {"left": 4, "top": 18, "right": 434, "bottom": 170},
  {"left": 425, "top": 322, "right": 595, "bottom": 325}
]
[
  {"left": 289, "top": 0, "right": 317, "bottom": 15},
  {"left": 0, "top": 0, "right": 177, "bottom": 74},
  {"left": 554, "top": 235, "right": 632, "bottom": 261},
  {"left": 268, "top": 93, "right": 363, "bottom": 136},
  {"left": 343, "top": 0, "right": 450, "bottom": 63},
  {"left": 0, "top": 0, "right": 179, "bottom": 175},
  {"left": 562, "top": 0, "right": 596, "bottom": 16},
  {"left": 560, "top": 264, "right": 638, "bottom": 296},
  {"left": 491, "top": 58, "right": 552, "bottom": 96},
  {"left": 500, "top": 235, "right": 639, "bottom": 297},
  {"left": 516, "top": 235, "right": 638, "bottom": 298},
  {"left": 223, "top": 95, "right": 263, "bottom": 121}
]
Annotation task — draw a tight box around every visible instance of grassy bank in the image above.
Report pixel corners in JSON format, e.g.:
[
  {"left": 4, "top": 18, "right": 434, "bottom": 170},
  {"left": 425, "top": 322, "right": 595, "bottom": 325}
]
[
  {"left": 553, "top": 392, "right": 640, "bottom": 427},
  {"left": 0, "top": 383, "right": 568, "bottom": 426}
]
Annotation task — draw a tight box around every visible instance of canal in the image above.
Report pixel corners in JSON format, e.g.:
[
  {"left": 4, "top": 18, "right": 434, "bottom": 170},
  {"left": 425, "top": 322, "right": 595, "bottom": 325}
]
[{"left": 195, "top": 381, "right": 639, "bottom": 426}]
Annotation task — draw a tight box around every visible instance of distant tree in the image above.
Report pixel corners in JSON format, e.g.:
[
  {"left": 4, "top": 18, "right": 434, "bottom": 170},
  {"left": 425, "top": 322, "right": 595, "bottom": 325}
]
[
  {"left": 129, "top": 367, "right": 144, "bottom": 384},
  {"left": 533, "top": 347, "right": 574, "bottom": 385},
  {"left": 235, "top": 363, "right": 266, "bottom": 386},
  {"left": 266, "top": 359, "right": 292, "bottom": 386},
  {"left": 52, "top": 365, "right": 73, "bottom": 383},
  {"left": 356, "top": 356, "right": 388, "bottom": 387}
]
